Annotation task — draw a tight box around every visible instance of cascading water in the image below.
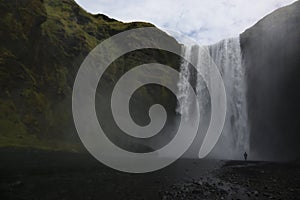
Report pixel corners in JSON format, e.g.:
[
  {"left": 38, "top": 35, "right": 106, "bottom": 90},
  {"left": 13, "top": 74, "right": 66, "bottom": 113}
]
[
  {"left": 177, "top": 37, "right": 249, "bottom": 159},
  {"left": 176, "top": 45, "right": 192, "bottom": 118}
]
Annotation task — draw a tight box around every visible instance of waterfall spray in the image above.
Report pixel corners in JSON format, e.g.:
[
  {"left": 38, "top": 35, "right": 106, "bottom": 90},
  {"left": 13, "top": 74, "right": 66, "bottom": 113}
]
[{"left": 177, "top": 37, "right": 249, "bottom": 159}]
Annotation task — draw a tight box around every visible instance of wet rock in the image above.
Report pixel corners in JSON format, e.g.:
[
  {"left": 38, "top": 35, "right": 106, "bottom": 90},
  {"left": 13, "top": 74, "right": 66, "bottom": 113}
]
[
  {"left": 263, "top": 192, "right": 270, "bottom": 197},
  {"left": 9, "top": 180, "right": 23, "bottom": 188}
]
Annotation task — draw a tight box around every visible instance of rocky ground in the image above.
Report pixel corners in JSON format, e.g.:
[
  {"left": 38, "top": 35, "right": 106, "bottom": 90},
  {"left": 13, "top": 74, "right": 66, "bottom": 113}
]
[
  {"left": 161, "top": 161, "right": 300, "bottom": 200},
  {"left": 0, "top": 148, "right": 299, "bottom": 200},
  {"left": 0, "top": 147, "right": 219, "bottom": 200}
]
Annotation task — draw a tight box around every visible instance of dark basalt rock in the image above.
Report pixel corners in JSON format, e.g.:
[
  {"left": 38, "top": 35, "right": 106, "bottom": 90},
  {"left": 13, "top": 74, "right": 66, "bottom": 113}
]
[{"left": 240, "top": 1, "right": 300, "bottom": 160}]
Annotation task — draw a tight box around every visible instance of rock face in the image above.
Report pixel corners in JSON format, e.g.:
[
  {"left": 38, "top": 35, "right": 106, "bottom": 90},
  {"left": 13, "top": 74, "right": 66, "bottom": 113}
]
[
  {"left": 0, "top": 0, "right": 180, "bottom": 150},
  {"left": 240, "top": 1, "right": 300, "bottom": 160}
]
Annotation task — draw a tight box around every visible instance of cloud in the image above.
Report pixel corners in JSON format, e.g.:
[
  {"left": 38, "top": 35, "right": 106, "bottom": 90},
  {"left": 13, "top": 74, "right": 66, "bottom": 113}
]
[{"left": 74, "top": 0, "right": 297, "bottom": 44}]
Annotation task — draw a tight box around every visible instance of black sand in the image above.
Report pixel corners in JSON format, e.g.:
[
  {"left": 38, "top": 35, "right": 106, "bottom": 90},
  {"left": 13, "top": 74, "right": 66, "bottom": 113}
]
[{"left": 0, "top": 148, "right": 299, "bottom": 200}]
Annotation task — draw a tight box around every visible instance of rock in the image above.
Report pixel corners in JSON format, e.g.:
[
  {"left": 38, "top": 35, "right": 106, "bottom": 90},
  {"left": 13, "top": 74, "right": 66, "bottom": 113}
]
[
  {"left": 9, "top": 180, "right": 23, "bottom": 188},
  {"left": 241, "top": 0, "right": 300, "bottom": 160},
  {"left": 194, "top": 181, "right": 203, "bottom": 186},
  {"left": 263, "top": 192, "right": 270, "bottom": 197},
  {"left": 192, "top": 189, "right": 201, "bottom": 194}
]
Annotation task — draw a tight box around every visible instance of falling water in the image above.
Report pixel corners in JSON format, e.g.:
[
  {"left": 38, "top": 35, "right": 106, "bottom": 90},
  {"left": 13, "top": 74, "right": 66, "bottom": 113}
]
[
  {"left": 176, "top": 45, "right": 192, "bottom": 117},
  {"left": 177, "top": 37, "right": 249, "bottom": 159}
]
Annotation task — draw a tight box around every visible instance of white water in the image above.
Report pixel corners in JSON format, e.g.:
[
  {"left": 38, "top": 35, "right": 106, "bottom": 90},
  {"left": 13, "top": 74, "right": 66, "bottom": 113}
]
[
  {"left": 177, "top": 37, "right": 249, "bottom": 159},
  {"left": 176, "top": 45, "right": 192, "bottom": 118}
]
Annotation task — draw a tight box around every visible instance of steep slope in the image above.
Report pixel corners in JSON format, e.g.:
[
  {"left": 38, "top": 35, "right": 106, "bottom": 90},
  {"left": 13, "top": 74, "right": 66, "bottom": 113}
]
[
  {"left": 0, "top": 0, "right": 180, "bottom": 151},
  {"left": 240, "top": 1, "right": 300, "bottom": 160}
]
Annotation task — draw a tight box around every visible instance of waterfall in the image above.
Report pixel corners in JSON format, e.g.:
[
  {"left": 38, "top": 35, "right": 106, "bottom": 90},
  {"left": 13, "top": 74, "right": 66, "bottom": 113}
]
[
  {"left": 177, "top": 37, "right": 249, "bottom": 159},
  {"left": 176, "top": 45, "right": 192, "bottom": 118}
]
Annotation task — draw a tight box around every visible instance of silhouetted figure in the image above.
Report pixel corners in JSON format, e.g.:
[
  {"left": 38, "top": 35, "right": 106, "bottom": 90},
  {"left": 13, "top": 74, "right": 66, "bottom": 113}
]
[{"left": 244, "top": 152, "right": 248, "bottom": 161}]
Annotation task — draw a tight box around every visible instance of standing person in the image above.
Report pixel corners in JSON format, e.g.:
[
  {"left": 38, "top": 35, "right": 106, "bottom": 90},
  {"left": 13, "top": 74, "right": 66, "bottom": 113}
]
[{"left": 244, "top": 152, "right": 248, "bottom": 161}]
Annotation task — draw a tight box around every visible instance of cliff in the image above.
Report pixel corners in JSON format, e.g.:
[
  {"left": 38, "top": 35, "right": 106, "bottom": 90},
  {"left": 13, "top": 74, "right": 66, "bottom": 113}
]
[
  {"left": 0, "top": 0, "right": 180, "bottom": 151},
  {"left": 240, "top": 1, "right": 300, "bottom": 160}
]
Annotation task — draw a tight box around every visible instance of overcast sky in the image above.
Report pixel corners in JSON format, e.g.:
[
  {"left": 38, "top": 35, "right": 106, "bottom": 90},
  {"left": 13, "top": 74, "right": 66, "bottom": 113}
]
[{"left": 74, "top": 0, "right": 297, "bottom": 45}]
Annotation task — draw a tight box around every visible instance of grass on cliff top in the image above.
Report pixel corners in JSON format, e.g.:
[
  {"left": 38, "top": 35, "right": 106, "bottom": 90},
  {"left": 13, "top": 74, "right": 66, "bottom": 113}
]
[{"left": 42, "top": 0, "right": 154, "bottom": 49}]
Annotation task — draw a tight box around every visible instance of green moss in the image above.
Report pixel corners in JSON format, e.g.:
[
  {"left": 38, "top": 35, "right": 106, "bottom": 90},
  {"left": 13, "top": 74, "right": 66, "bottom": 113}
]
[
  {"left": 0, "top": 13, "right": 25, "bottom": 40},
  {"left": 0, "top": 0, "right": 180, "bottom": 152}
]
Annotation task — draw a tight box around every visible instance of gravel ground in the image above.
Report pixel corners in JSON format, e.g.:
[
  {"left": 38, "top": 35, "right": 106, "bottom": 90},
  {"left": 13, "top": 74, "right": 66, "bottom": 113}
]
[
  {"left": 162, "top": 161, "right": 300, "bottom": 200},
  {"left": 0, "top": 147, "right": 219, "bottom": 200},
  {"left": 0, "top": 148, "right": 299, "bottom": 200}
]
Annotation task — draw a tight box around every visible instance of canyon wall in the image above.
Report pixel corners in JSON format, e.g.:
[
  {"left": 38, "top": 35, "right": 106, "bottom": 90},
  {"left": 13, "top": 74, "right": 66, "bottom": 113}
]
[{"left": 240, "top": 1, "right": 300, "bottom": 160}]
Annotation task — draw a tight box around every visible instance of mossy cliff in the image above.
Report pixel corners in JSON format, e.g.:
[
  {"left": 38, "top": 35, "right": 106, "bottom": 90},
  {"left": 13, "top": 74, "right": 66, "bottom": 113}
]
[{"left": 0, "top": 0, "right": 181, "bottom": 151}]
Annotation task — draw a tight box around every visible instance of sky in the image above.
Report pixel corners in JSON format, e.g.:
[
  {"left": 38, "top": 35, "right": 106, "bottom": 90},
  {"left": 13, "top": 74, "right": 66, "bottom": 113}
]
[{"left": 74, "top": 0, "right": 297, "bottom": 45}]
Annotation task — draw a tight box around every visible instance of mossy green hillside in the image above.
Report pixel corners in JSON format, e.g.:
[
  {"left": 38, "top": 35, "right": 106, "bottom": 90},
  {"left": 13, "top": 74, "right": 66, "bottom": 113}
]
[{"left": 0, "top": 0, "right": 180, "bottom": 151}]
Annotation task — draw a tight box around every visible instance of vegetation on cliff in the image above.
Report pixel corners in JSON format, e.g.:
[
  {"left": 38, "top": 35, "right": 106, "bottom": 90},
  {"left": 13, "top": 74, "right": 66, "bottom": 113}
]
[{"left": 0, "top": 0, "right": 180, "bottom": 151}]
